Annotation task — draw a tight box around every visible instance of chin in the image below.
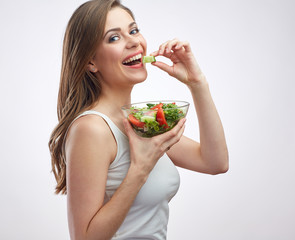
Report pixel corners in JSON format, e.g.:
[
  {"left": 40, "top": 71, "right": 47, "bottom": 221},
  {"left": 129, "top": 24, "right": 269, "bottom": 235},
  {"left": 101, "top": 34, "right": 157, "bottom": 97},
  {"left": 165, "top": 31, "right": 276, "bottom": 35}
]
[{"left": 126, "top": 69, "right": 148, "bottom": 85}]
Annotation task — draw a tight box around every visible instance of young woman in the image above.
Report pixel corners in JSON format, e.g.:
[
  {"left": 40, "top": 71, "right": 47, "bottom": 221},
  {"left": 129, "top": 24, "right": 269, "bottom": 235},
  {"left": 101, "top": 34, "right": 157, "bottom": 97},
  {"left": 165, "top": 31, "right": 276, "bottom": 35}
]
[{"left": 49, "top": 0, "right": 229, "bottom": 239}]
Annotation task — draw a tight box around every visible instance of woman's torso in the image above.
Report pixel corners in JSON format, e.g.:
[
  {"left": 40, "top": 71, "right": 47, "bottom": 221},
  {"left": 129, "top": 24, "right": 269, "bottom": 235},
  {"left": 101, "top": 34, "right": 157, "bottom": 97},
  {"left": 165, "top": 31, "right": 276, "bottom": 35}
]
[{"left": 70, "top": 110, "right": 180, "bottom": 239}]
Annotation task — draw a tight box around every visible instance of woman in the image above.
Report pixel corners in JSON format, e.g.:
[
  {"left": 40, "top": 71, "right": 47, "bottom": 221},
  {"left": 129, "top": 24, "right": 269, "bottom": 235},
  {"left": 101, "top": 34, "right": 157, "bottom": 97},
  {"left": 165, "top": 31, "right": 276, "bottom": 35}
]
[{"left": 49, "top": 0, "right": 228, "bottom": 239}]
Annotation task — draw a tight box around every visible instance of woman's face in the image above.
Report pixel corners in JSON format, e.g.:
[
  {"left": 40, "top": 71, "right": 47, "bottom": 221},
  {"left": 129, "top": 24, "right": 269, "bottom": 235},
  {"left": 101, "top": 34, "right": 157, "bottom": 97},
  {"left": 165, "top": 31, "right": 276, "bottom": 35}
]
[{"left": 92, "top": 7, "right": 147, "bottom": 87}]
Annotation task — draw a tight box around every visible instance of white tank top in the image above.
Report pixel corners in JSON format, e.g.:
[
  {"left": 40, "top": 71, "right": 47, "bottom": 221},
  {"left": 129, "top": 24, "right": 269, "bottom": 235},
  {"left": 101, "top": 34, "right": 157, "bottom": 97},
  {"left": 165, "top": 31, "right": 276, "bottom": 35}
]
[{"left": 71, "top": 110, "right": 180, "bottom": 239}]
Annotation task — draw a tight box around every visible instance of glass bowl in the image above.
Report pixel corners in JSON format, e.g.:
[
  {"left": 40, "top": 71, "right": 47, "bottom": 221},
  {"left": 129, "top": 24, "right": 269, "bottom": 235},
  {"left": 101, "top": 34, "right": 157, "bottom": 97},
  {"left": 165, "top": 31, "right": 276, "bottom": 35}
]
[{"left": 121, "top": 100, "right": 189, "bottom": 138}]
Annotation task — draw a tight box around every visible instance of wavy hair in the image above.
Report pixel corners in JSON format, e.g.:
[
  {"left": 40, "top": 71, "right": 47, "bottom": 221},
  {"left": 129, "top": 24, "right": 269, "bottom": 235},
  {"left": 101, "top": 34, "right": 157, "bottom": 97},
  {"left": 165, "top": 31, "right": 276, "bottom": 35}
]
[{"left": 48, "top": 0, "right": 134, "bottom": 194}]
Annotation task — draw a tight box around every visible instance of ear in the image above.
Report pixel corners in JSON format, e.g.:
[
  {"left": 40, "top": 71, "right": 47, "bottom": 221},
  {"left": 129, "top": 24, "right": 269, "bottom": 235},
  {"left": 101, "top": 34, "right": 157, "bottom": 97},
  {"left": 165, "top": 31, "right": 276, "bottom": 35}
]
[{"left": 87, "top": 61, "right": 97, "bottom": 73}]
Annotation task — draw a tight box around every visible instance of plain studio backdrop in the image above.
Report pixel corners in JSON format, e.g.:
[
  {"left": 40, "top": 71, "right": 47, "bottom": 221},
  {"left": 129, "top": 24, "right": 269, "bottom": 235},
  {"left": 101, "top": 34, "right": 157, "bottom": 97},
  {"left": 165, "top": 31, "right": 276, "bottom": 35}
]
[{"left": 0, "top": 0, "right": 294, "bottom": 239}]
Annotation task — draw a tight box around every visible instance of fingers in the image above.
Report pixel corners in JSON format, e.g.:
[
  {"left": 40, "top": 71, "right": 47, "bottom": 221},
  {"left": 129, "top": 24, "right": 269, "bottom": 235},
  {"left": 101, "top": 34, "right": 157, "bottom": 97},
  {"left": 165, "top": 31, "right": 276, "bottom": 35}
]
[
  {"left": 150, "top": 38, "right": 187, "bottom": 75},
  {"left": 150, "top": 39, "right": 191, "bottom": 57},
  {"left": 151, "top": 61, "right": 173, "bottom": 76},
  {"left": 164, "top": 38, "right": 181, "bottom": 55},
  {"left": 160, "top": 38, "right": 178, "bottom": 55},
  {"left": 174, "top": 41, "right": 191, "bottom": 52},
  {"left": 164, "top": 118, "right": 186, "bottom": 148},
  {"left": 123, "top": 119, "right": 137, "bottom": 140},
  {"left": 164, "top": 119, "right": 186, "bottom": 151},
  {"left": 155, "top": 118, "right": 186, "bottom": 150}
]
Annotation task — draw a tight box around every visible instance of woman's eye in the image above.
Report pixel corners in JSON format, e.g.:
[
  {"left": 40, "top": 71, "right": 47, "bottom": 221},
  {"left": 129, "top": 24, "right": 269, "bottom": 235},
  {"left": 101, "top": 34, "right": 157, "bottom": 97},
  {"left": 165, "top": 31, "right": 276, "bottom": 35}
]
[
  {"left": 109, "top": 35, "right": 120, "bottom": 43},
  {"left": 130, "top": 28, "right": 140, "bottom": 35}
]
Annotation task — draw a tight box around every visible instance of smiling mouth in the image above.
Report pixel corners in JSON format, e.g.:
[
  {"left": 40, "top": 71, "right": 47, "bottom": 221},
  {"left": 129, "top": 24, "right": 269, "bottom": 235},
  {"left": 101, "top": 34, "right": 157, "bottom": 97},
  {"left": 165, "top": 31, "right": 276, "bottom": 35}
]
[{"left": 122, "top": 53, "right": 142, "bottom": 66}]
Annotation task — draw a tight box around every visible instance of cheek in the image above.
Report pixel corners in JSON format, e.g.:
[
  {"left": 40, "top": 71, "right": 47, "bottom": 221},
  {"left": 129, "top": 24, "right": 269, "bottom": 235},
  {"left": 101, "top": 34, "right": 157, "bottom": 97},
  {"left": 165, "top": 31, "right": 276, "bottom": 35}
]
[
  {"left": 140, "top": 36, "right": 147, "bottom": 52},
  {"left": 107, "top": 47, "right": 122, "bottom": 62},
  {"left": 96, "top": 47, "right": 122, "bottom": 71}
]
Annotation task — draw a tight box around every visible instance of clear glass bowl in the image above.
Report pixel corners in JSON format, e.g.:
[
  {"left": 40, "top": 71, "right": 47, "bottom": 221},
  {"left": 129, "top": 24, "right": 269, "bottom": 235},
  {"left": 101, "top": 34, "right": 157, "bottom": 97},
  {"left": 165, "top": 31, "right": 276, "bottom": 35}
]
[{"left": 122, "top": 100, "right": 189, "bottom": 138}]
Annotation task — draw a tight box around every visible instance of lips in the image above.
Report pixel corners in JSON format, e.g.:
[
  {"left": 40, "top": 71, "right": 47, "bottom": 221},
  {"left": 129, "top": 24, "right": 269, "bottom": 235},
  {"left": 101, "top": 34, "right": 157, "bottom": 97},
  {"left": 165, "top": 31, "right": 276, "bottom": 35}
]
[{"left": 122, "top": 52, "right": 143, "bottom": 66}]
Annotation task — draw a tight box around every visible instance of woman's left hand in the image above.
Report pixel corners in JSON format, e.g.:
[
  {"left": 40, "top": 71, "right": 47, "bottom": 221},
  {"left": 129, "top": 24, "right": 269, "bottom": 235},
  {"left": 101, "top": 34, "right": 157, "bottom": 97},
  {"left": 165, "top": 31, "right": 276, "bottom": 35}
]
[{"left": 150, "top": 39, "right": 206, "bottom": 87}]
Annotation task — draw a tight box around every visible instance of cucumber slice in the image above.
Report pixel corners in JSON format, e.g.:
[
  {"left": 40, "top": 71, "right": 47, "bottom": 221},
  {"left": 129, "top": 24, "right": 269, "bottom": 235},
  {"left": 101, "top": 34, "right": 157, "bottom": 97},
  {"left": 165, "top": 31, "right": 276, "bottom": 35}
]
[
  {"left": 142, "top": 56, "right": 156, "bottom": 64},
  {"left": 141, "top": 115, "right": 156, "bottom": 123}
]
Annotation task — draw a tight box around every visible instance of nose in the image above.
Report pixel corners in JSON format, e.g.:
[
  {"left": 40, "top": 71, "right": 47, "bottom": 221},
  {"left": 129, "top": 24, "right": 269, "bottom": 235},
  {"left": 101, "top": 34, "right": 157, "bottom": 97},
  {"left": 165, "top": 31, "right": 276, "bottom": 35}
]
[{"left": 126, "top": 35, "right": 140, "bottom": 49}]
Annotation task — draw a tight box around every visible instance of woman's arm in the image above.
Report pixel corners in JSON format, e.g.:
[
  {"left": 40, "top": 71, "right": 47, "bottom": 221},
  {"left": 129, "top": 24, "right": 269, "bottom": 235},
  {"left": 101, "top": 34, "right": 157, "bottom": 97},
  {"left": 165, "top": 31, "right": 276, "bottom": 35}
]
[
  {"left": 65, "top": 114, "right": 185, "bottom": 240},
  {"left": 167, "top": 82, "right": 229, "bottom": 174},
  {"left": 151, "top": 39, "right": 229, "bottom": 174}
]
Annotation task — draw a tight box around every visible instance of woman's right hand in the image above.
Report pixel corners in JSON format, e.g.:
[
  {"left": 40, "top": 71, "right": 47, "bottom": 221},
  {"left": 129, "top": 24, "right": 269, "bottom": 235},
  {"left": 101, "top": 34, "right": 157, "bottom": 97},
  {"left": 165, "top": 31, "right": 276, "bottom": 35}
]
[{"left": 123, "top": 118, "right": 186, "bottom": 179}]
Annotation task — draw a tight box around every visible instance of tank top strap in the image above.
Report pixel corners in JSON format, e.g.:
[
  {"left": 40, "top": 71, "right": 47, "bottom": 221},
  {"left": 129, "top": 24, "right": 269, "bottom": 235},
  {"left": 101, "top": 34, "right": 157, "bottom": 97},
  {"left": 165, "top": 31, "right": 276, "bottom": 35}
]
[
  {"left": 63, "top": 110, "right": 128, "bottom": 165},
  {"left": 79, "top": 110, "right": 128, "bottom": 140},
  {"left": 77, "top": 110, "right": 130, "bottom": 169}
]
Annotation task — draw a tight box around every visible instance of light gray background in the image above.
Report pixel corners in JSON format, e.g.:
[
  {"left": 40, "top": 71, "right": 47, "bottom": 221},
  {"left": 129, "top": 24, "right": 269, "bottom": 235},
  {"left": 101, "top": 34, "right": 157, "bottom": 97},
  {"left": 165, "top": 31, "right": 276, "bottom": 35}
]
[{"left": 0, "top": 0, "right": 294, "bottom": 239}]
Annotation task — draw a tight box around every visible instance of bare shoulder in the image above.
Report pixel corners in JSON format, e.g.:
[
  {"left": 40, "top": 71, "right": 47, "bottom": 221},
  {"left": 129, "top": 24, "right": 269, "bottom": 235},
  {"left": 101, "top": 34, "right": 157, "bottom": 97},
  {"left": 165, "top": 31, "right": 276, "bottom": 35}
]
[
  {"left": 65, "top": 114, "right": 117, "bottom": 165},
  {"left": 65, "top": 114, "right": 117, "bottom": 236}
]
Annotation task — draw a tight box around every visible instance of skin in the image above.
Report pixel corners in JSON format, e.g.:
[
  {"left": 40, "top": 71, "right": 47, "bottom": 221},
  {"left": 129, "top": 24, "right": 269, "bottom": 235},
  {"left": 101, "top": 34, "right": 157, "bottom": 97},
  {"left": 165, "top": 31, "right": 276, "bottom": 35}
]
[{"left": 65, "top": 6, "right": 229, "bottom": 240}]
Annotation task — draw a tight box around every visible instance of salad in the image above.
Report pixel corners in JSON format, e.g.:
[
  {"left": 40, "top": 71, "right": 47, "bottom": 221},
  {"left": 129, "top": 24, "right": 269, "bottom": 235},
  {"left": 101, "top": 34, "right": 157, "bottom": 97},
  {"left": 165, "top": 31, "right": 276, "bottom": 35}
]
[{"left": 127, "top": 102, "right": 188, "bottom": 137}]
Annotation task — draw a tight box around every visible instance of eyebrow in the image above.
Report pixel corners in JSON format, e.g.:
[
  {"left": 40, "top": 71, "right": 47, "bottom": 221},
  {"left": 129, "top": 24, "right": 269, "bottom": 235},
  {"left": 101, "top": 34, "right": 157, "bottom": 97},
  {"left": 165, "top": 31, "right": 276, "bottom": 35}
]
[{"left": 103, "top": 22, "right": 137, "bottom": 39}]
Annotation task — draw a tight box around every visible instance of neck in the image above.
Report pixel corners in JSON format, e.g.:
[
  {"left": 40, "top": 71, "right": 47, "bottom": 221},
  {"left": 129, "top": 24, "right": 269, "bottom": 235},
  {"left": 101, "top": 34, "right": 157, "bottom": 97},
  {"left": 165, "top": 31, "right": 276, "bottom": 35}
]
[{"left": 91, "top": 83, "right": 133, "bottom": 118}]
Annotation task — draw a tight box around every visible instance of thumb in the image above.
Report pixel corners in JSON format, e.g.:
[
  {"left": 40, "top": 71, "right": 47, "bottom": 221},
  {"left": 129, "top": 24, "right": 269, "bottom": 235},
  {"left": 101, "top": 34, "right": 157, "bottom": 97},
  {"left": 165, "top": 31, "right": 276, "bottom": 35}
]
[
  {"left": 123, "top": 118, "right": 137, "bottom": 139},
  {"left": 151, "top": 61, "right": 173, "bottom": 76}
]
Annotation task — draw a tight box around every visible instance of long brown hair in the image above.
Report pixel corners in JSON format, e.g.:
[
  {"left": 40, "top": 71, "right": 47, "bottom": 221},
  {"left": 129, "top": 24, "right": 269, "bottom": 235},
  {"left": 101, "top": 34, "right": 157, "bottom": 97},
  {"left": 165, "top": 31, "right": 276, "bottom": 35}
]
[{"left": 49, "top": 0, "right": 134, "bottom": 194}]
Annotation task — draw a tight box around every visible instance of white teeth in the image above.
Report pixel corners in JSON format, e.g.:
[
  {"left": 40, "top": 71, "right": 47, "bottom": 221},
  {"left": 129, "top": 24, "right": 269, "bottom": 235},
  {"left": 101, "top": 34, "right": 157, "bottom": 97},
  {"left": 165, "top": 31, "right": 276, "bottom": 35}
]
[{"left": 123, "top": 54, "right": 142, "bottom": 64}]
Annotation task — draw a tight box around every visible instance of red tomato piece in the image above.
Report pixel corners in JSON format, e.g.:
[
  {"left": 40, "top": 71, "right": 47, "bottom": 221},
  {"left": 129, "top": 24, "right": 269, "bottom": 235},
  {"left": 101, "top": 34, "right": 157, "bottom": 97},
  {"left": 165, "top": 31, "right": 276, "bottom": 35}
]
[
  {"left": 151, "top": 103, "right": 164, "bottom": 110},
  {"left": 128, "top": 114, "right": 145, "bottom": 128},
  {"left": 156, "top": 107, "right": 169, "bottom": 128}
]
